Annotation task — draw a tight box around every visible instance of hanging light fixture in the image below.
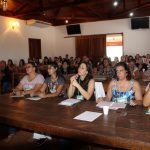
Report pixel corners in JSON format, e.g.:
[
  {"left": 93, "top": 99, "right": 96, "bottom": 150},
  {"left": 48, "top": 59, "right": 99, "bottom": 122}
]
[{"left": 1, "top": 0, "right": 8, "bottom": 11}]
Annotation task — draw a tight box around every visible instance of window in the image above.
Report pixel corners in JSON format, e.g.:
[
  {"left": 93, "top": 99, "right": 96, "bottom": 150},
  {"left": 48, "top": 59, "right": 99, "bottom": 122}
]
[{"left": 106, "top": 34, "right": 123, "bottom": 61}]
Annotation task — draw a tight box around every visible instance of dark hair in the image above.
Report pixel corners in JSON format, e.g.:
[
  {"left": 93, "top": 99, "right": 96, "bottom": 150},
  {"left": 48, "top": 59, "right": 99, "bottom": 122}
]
[
  {"left": 28, "top": 62, "right": 38, "bottom": 72},
  {"left": 7, "top": 59, "right": 14, "bottom": 66},
  {"left": 103, "top": 57, "right": 112, "bottom": 67},
  {"left": 48, "top": 62, "right": 61, "bottom": 77},
  {"left": 77, "top": 61, "right": 93, "bottom": 87},
  {"left": 114, "top": 62, "right": 132, "bottom": 80},
  {"left": 79, "top": 61, "right": 92, "bottom": 75},
  {"left": 19, "top": 59, "right": 25, "bottom": 67}
]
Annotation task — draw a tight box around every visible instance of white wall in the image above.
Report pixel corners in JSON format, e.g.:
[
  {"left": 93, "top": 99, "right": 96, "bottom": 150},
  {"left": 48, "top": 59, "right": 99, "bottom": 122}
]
[
  {"left": 54, "top": 18, "right": 150, "bottom": 57},
  {"left": 0, "top": 16, "right": 150, "bottom": 64},
  {"left": 0, "top": 16, "right": 55, "bottom": 64}
]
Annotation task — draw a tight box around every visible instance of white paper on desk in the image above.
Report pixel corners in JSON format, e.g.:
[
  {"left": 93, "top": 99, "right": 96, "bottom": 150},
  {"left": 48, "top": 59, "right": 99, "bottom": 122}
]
[
  {"left": 96, "top": 101, "right": 126, "bottom": 110},
  {"left": 58, "top": 98, "right": 81, "bottom": 106},
  {"left": 96, "top": 101, "right": 113, "bottom": 108},
  {"left": 10, "top": 95, "right": 24, "bottom": 98},
  {"left": 74, "top": 111, "right": 102, "bottom": 122},
  {"left": 26, "top": 97, "right": 41, "bottom": 101},
  {"left": 111, "top": 102, "right": 126, "bottom": 109}
]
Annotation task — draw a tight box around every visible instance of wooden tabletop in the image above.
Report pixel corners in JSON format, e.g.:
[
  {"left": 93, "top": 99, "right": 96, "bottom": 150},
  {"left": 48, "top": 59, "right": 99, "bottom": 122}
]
[{"left": 0, "top": 95, "right": 149, "bottom": 150}]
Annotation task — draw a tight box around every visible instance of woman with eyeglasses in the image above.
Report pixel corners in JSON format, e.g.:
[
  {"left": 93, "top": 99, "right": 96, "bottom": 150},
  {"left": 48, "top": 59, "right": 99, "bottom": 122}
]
[
  {"left": 7, "top": 62, "right": 44, "bottom": 142},
  {"left": 37, "top": 62, "right": 65, "bottom": 98},
  {"left": 12, "top": 62, "right": 44, "bottom": 96},
  {"left": 97, "top": 62, "right": 142, "bottom": 106}
]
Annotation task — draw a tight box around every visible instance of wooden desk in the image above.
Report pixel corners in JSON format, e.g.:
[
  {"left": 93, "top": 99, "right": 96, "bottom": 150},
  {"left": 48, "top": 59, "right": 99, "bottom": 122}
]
[{"left": 0, "top": 95, "right": 149, "bottom": 150}]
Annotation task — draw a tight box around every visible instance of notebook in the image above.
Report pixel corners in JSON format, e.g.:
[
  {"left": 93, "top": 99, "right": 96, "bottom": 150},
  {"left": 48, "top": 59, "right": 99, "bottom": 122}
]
[
  {"left": 74, "top": 111, "right": 102, "bottom": 122},
  {"left": 96, "top": 101, "right": 126, "bottom": 110},
  {"left": 59, "top": 98, "right": 81, "bottom": 106},
  {"left": 26, "top": 96, "right": 41, "bottom": 101}
]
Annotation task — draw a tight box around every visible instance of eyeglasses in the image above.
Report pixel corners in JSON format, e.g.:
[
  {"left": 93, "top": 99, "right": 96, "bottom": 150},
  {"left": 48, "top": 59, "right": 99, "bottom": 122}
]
[
  {"left": 116, "top": 69, "right": 125, "bottom": 73},
  {"left": 26, "top": 66, "right": 32, "bottom": 69}
]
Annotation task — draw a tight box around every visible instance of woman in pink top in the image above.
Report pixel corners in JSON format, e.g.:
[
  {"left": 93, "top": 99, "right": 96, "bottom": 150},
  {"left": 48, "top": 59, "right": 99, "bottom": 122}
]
[{"left": 13, "top": 62, "right": 44, "bottom": 96}]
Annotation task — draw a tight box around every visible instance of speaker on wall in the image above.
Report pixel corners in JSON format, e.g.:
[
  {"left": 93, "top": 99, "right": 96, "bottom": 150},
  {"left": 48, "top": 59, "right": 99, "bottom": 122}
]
[
  {"left": 66, "top": 24, "right": 81, "bottom": 35},
  {"left": 131, "top": 17, "right": 149, "bottom": 29}
]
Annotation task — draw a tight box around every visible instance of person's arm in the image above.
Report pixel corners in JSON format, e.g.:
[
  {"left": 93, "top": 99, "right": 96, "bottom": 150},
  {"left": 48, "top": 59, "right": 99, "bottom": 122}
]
[
  {"left": 143, "top": 88, "right": 150, "bottom": 107},
  {"left": 45, "top": 84, "right": 64, "bottom": 98},
  {"left": 15, "top": 83, "right": 23, "bottom": 91},
  {"left": 67, "top": 75, "right": 76, "bottom": 98},
  {"left": 38, "top": 78, "right": 65, "bottom": 98},
  {"left": 23, "top": 83, "right": 43, "bottom": 95},
  {"left": 133, "top": 81, "right": 143, "bottom": 105},
  {"left": 72, "top": 79, "right": 95, "bottom": 100}
]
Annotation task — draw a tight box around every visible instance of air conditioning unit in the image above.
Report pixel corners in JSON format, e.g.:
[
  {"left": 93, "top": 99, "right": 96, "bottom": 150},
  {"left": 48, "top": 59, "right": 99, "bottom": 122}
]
[{"left": 26, "top": 19, "right": 52, "bottom": 28}]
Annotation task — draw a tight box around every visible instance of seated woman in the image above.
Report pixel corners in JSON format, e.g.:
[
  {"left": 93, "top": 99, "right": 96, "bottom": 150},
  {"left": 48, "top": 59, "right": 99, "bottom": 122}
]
[
  {"left": 68, "top": 62, "right": 95, "bottom": 101},
  {"left": 13, "top": 62, "right": 44, "bottom": 96},
  {"left": 6, "top": 62, "right": 44, "bottom": 142},
  {"left": 143, "top": 83, "right": 150, "bottom": 107},
  {"left": 128, "top": 59, "right": 140, "bottom": 80},
  {"left": 37, "top": 62, "right": 66, "bottom": 98},
  {"left": 97, "top": 62, "right": 142, "bottom": 106},
  {"left": 100, "top": 57, "right": 114, "bottom": 78}
]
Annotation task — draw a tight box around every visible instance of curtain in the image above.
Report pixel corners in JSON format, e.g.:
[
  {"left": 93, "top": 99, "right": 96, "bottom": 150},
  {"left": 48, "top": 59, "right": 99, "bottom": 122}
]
[{"left": 75, "top": 34, "right": 106, "bottom": 61}]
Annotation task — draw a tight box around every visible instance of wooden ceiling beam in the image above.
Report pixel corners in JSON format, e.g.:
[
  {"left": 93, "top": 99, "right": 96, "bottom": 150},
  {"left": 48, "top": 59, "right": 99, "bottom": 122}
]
[
  {"left": 55, "top": 16, "right": 99, "bottom": 20},
  {"left": 14, "top": 0, "right": 91, "bottom": 17},
  {"left": 74, "top": 6, "right": 105, "bottom": 19},
  {"left": 14, "top": 3, "right": 28, "bottom": 14}
]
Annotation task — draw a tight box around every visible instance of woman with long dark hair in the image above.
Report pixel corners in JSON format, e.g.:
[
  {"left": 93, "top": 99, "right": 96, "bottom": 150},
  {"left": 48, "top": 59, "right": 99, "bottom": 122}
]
[
  {"left": 68, "top": 61, "right": 95, "bottom": 100},
  {"left": 38, "top": 62, "right": 65, "bottom": 98},
  {"left": 97, "top": 62, "right": 142, "bottom": 106}
]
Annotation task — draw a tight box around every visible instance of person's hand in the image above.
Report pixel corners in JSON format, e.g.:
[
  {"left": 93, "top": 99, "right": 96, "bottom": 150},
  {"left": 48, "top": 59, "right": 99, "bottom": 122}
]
[
  {"left": 145, "top": 83, "right": 150, "bottom": 92},
  {"left": 30, "top": 91, "right": 35, "bottom": 97},
  {"left": 38, "top": 93, "right": 46, "bottom": 98},
  {"left": 129, "top": 100, "right": 137, "bottom": 106},
  {"left": 72, "top": 79, "right": 79, "bottom": 87},
  {"left": 70, "top": 74, "right": 78, "bottom": 85},
  {"left": 12, "top": 89, "right": 22, "bottom": 96},
  {"left": 96, "top": 97, "right": 105, "bottom": 103}
]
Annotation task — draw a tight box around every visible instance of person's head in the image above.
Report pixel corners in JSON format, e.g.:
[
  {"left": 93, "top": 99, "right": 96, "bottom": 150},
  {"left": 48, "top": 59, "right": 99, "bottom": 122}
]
[
  {"left": 7, "top": 59, "right": 14, "bottom": 66},
  {"left": 0, "top": 60, "right": 7, "bottom": 70},
  {"left": 19, "top": 59, "right": 25, "bottom": 67},
  {"left": 78, "top": 62, "right": 91, "bottom": 77},
  {"left": 128, "top": 55, "right": 134, "bottom": 62},
  {"left": 62, "top": 61, "right": 69, "bottom": 69},
  {"left": 128, "top": 59, "right": 136, "bottom": 70},
  {"left": 25, "top": 62, "right": 37, "bottom": 75},
  {"left": 114, "top": 62, "right": 132, "bottom": 81},
  {"left": 121, "top": 56, "right": 125, "bottom": 62},
  {"left": 103, "top": 58, "right": 111, "bottom": 67},
  {"left": 114, "top": 57, "right": 119, "bottom": 62},
  {"left": 47, "top": 62, "right": 60, "bottom": 77}
]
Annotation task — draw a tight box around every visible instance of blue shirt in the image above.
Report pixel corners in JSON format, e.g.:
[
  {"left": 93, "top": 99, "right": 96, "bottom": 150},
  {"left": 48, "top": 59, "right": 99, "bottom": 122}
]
[{"left": 112, "top": 80, "right": 135, "bottom": 103}]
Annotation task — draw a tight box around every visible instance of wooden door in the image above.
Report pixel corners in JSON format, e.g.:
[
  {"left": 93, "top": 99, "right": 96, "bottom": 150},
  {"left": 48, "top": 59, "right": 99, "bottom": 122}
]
[{"left": 28, "top": 38, "right": 41, "bottom": 59}]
